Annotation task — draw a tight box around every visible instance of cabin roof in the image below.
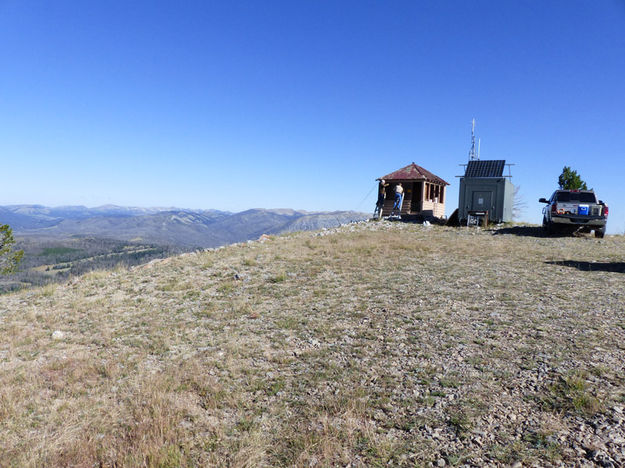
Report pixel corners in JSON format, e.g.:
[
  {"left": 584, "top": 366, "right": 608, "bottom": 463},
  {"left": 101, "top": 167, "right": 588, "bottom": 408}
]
[
  {"left": 379, "top": 162, "right": 449, "bottom": 185},
  {"left": 464, "top": 160, "right": 506, "bottom": 178}
]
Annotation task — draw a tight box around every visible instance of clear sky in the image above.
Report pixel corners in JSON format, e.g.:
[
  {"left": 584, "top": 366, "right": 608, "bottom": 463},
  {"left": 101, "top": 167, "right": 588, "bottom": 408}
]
[{"left": 1, "top": 1, "right": 624, "bottom": 232}]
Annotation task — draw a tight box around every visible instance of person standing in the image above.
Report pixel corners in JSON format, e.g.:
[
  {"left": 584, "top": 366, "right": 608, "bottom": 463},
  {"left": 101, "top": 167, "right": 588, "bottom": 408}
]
[
  {"left": 392, "top": 183, "right": 404, "bottom": 217},
  {"left": 374, "top": 179, "right": 389, "bottom": 219}
]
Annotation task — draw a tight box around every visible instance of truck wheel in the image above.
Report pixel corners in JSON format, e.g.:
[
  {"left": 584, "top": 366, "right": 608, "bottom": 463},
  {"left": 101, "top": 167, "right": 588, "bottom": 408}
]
[
  {"left": 543, "top": 217, "right": 555, "bottom": 236},
  {"left": 595, "top": 228, "right": 605, "bottom": 238}
]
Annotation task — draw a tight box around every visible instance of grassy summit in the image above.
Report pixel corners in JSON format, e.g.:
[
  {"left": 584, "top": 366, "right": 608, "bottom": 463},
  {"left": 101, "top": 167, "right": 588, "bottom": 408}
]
[{"left": 0, "top": 222, "right": 623, "bottom": 466}]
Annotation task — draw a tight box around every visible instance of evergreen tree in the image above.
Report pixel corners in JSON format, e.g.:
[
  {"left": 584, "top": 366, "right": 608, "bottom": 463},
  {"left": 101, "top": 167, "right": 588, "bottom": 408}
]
[
  {"left": 0, "top": 225, "right": 23, "bottom": 274},
  {"left": 558, "top": 166, "right": 588, "bottom": 190}
]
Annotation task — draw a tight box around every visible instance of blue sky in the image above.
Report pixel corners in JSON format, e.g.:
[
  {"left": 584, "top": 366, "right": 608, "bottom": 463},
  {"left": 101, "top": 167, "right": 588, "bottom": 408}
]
[{"left": 1, "top": 1, "right": 624, "bottom": 232}]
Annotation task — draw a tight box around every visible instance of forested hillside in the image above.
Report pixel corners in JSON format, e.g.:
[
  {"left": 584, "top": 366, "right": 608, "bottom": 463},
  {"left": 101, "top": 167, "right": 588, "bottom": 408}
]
[{"left": 0, "top": 205, "right": 367, "bottom": 292}]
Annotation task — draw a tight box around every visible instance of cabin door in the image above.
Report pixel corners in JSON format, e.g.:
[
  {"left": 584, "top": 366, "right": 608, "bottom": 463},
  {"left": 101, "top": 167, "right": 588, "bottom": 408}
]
[{"left": 411, "top": 182, "right": 423, "bottom": 213}]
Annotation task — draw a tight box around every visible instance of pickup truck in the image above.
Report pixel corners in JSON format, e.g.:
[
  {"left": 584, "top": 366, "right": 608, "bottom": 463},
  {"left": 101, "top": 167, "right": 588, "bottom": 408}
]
[{"left": 539, "top": 190, "right": 608, "bottom": 238}]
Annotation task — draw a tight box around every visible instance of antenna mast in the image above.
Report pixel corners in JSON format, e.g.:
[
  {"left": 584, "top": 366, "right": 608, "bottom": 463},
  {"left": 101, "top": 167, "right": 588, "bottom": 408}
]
[{"left": 468, "top": 118, "right": 479, "bottom": 161}]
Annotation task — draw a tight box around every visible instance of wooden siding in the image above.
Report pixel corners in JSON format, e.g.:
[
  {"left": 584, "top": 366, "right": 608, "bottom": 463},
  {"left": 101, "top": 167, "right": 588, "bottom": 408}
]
[{"left": 421, "top": 200, "right": 446, "bottom": 218}]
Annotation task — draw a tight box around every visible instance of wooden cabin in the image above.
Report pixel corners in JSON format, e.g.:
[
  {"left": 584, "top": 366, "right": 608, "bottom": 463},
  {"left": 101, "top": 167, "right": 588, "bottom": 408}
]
[{"left": 377, "top": 163, "right": 449, "bottom": 218}]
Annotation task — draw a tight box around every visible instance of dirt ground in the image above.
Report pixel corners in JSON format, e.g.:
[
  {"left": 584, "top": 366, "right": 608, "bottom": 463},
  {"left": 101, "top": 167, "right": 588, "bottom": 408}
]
[{"left": 0, "top": 221, "right": 623, "bottom": 467}]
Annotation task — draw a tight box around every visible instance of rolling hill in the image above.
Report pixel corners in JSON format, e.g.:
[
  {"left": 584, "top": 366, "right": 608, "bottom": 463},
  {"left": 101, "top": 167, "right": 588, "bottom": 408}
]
[{"left": 3, "top": 205, "right": 368, "bottom": 248}]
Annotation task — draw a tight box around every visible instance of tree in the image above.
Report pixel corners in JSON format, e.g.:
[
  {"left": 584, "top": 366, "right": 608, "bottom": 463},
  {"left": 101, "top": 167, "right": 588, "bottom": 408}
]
[
  {"left": 558, "top": 166, "right": 588, "bottom": 190},
  {"left": 512, "top": 185, "right": 527, "bottom": 220},
  {"left": 0, "top": 225, "right": 23, "bottom": 274}
]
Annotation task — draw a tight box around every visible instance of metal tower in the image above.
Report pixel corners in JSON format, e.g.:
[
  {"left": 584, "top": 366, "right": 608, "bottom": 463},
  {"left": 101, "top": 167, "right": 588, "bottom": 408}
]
[{"left": 468, "top": 118, "right": 480, "bottom": 161}]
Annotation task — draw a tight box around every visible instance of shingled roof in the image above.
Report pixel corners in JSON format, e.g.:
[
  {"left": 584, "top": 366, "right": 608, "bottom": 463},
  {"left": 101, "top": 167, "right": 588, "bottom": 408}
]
[{"left": 379, "top": 163, "right": 449, "bottom": 185}]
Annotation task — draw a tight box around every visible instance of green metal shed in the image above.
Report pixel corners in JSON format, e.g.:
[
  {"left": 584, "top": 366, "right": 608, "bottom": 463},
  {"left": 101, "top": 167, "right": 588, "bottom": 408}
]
[{"left": 458, "top": 160, "right": 514, "bottom": 224}]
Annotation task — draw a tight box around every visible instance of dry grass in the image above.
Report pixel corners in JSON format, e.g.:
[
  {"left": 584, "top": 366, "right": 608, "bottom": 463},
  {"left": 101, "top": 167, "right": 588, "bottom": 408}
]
[{"left": 0, "top": 222, "right": 624, "bottom": 466}]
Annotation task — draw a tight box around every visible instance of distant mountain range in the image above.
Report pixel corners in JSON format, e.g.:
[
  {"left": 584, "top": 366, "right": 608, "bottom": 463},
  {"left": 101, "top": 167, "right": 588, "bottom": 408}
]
[{"left": 1, "top": 205, "right": 368, "bottom": 248}]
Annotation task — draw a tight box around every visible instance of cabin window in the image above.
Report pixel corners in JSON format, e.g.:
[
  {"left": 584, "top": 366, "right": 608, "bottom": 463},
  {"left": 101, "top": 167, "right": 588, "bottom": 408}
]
[
  {"left": 424, "top": 183, "right": 444, "bottom": 202},
  {"left": 423, "top": 184, "right": 444, "bottom": 203}
]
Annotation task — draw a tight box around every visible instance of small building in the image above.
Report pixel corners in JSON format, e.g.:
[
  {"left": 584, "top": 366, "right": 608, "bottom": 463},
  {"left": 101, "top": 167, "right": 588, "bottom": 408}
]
[
  {"left": 377, "top": 163, "right": 449, "bottom": 218},
  {"left": 458, "top": 160, "right": 514, "bottom": 224}
]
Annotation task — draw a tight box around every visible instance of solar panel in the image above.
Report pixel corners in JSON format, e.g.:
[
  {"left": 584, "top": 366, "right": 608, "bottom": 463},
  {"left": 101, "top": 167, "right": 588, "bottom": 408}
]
[{"left": 464, "top": 160, "right": 505, "bottom": 178}]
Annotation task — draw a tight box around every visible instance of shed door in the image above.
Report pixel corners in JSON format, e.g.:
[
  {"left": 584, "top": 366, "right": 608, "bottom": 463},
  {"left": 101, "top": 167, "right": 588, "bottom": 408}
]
[{"left": 471, "top": 191, "right": 492, "bottom": 211}]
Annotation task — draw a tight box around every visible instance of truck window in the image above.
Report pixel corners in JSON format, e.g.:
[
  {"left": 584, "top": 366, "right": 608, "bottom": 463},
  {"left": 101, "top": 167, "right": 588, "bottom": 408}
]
[
  {"left": 555, "top": 192, "right": 597, "bottom": 203},
  {"left": 577, "top": 193, "right": 597, "bottom": 203}
]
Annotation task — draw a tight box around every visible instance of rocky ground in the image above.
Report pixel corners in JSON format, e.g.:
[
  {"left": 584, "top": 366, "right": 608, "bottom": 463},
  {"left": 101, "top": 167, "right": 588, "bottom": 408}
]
[{"left": 0, "top": 221, "right": 623, "bottom": 466}]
